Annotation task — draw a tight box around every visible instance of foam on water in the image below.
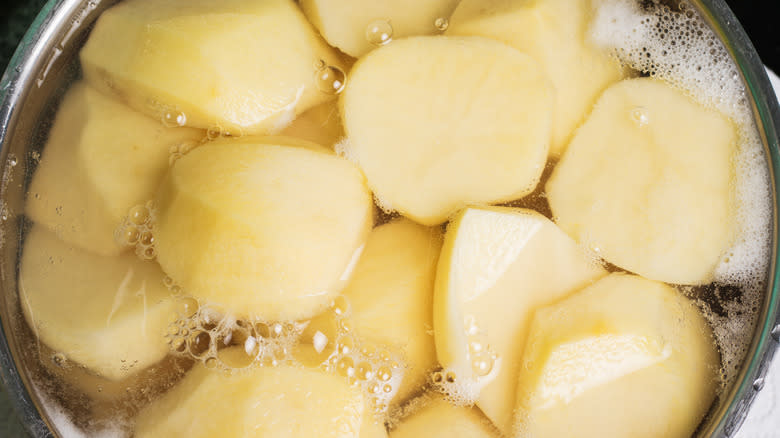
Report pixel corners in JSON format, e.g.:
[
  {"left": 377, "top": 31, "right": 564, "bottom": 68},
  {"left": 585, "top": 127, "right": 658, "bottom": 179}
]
[{"left": 589, "top": 0, "right": 772, "bottom": 384}]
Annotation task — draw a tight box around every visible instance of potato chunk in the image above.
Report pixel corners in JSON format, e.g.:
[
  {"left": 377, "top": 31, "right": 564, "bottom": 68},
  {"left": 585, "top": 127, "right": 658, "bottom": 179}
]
[
  {"left": 389, "top": 396, "right": 497, "bottom": 438},
  {"left": 19, "top": 225, "right": 176, "bottom": 381},
  {"left": 514, "top": 274, "right": 719, "bottom": 438},
  {"left": 134, "top": 352, "right": 365, "bottom": 437},
  {"left": 25, "top": 82, "right": 203, "bottom": 255},
  {"left": 447, "top": 0, "right": 625, "bottom": 156},
  {"left": 80, "top": 0, "right": 345, "bottom": 135},
  {"left": 342, "top": 37, "right": 553, "bottom": 225},
  {"left": 546, "top": 78, "right": 736, "bottom": 284},
  {"left": 433, "top": 207, "right": 605, "bottom": 433},
  {"left": 153, "top": 140, "right": 373, "bottom": 321},
  {"left": 300, "top": 0, "right": 461, "bottom": 57}
]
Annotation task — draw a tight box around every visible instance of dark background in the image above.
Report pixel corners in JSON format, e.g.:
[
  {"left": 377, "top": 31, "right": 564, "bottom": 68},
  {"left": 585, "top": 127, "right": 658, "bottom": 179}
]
[{"left": 0, "top": 0, "right": 778, "bottom": 436}]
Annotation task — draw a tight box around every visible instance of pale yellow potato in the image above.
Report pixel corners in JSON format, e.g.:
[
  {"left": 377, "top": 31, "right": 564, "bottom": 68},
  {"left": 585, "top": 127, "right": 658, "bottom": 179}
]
[
  {"left": 546, "top": 78, "right": 736, "bottom": 285},
  {"left": 280, "top": 100, "right": 345, "bottom": 148},
  {"left": 135, "top": 351, "right": 365, "bottom": 437},
  {"left": 153, "top": 141, "right": 373, "bottom": 321},
  {"left": 514, "top": 273, "right": 719, "bottom": 438},
  {"left": 342, "top": 36, "right": 554, "bottom": 225},
  {"left": 80, "top": 0, "right": 345, "bottom": 135},
  {"left": 19, "top": 225, "right": 177, "bottom": 381},
  {"left": 448, "top": 0, "right": 624, "bottom": 156},
  {"left": 300, "top": 0, "right": 461, "bottom": 57},
  {"left": 390, "top": 395, "right": 497, "bottom": 438},
  {"left": 25, "top": 82, "right": 203, "bottom": 255},
  {"left": 434, "top": 207, "right": 606, "bottom": 434}
]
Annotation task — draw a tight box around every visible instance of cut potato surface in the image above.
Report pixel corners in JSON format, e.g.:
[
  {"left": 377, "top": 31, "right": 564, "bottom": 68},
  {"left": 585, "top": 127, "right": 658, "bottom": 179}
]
[
  {"left": 19, "top": 225, "right": 177, "bottom": 381},
  {"left": 80, "top": 0, "right": 345, "bottom": 135},
  {"left": 434, "top": 207, "right": 606, "bottom": 434},
  {"left": 514, "top": 274, "right": 719, "bottom": 438},
  {"left": 154, "top": 140, "right": 373, "bottom": 321},
  {"left": 300, "top": 0, "right": 461, "bottom": 57},
  {"left": 389, "top": 395, "right": 497, "bottom": 438},
  {"left": 280, "top": 99, "right": 344, "bottom": 148},
  {"left": 546, "top": 78, "right": 736, "bottom": 285},
  {"left": 342, "top": 36, "right": 553, "bottom": 225},
  {"left": 448, "top": 0, "right": 625, "bottom": 156},
  {"left": 25, "top": 82, "right": 203, "bottom": 255},
  {"left": 135, "top": 351, "right": 365, "bottom": 437}
]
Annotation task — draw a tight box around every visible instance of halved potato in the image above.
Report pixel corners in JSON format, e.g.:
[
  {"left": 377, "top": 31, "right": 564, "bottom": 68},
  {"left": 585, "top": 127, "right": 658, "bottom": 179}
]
[
  {"left": 134, "top": 350, "right": 366, "bottom": 437},
  {"left": 342, "top": 36, "right": 554, "bottom": 225},
  {"left": 434, "top": 207, "right": 606, "bottom": 434},
  {"left": 19, "top": 225, "right": 177, "bottom": 381},
  {"left": 153, "top": 140, "right": 373, "bottom": 321},
  {"left": 25, "top": 82, "right": 203, "bottom": 255},
  {"left": 448, "top": 0, "right": 625, "bottom": 156},
  {"left": 546, "top": 78, "right": 736, "bottom": 285},
  {"left": 300, "top": 0, "right": 461, "bottom": 57},
  {"left": 514, "top": 273, "right": 719, "bottom": 438},
  {"left": 80, "top": 0, "right": 345, "bottom": 135},
  {"left": 389, "top": 395, "right": 497, "bottom": 438}
]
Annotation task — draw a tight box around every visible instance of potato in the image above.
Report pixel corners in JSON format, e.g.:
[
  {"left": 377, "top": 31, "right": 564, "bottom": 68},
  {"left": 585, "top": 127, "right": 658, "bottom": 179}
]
[
  {"left": 546, "top": 78, "right": 736, "bottom": 285},
  {"left": 300, "top": 0, "right": 461, "bottom": 57},
  {"left": 134, "top": 350, "right": 366, "bottom": 437},
  {"left": 153, "top": 140, "right": 373, "bottom": 321},
  {"left": 80, "top": 0, "right": 345, "bottom": 135},
  {"left": 280, "top": 100, "right": 345, "bottom": 148},
  {"left": 389, "top": 395, "right": 497, "bottom": 438},
  {"left": 342, "top": 36, "right": 553, "bottom": 225},
  {"left": 447, "top": 0, "right": 625, "bottom": 156},
  {"left": 25, "top": 82, "right": 203, "bottom": 255},
  {"left": 433, "top": 207, "right": 606, "bottom": 433},
  {"left": 514, "top": 274, "right": 719, "bottom": 438},
  {"left": 19, "top": 225, "right": 177, "bottom": 381}
]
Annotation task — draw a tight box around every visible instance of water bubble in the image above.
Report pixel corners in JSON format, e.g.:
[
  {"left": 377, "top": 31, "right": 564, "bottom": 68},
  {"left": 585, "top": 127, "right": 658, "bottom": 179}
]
[
  {"left": 7, "top": 154, "right": 18, "bottom": 167},
  {"left": 123, "top": 226, "right": 140, "bottom": 245},
  {"left": 368, "top": 382, "right": 380, "bottom": 394},
  {"left": 377, "top": 366, "right": 392, "bottom": 382},
  {"left": 314, "top": 59, "right": 326, "bottom": 70},
  {"left": 434, "top": 17, "right": 449, "bottom": 31},
  {"left": 753, "top": 377, "right": 765, "bottom": 391},
  {"left": 365, "top": 19, "right": 393, "bottom": 46},
  {"left": 271, "top": 323, "right": 284, "bottom": 337},
  {"left": 176, "top": 297, "right": 199, "bottom": 318},
  {"left": 161, "top": 110, "right": 187, "bottom": 128},
  {"left": 338, "top": 337, "right": 355, "bottom": 355},
  {"left": 207, "top": 125, "right": 222, "bottom": 140},
  {"left": 51, "top": 353, "right": 67, "bottom": 367},
  {"left": 167, "top": 325, "right": 180, "bottom": 336},
  {"left": 469, "top": 341, "right": 484, "bottom": 355},
  {"left": 356, "top": 362, "right": 373, "bottom": 380},
  {"left": 360, "top": 344, "right": 376, "bottom": 357},
  {"left": 142, "top": 247, "right": 157, "bottom": 260},
  {"left": 336, "top": 356, "right": 355, "bottom": 377},
  {"left": 382, "top": 384, "right": 393, "bottom": 393},
  {"left": 471, "top": 353, "right": 494, "bottom": 377},
  {"left": 255, "top": 323, "right": 270, "bottom": 338},
  {"left": 314, "top": 64, "right": 346, "bottom": 95},
  {"left": 630, "top": 107, "right": 650, "bottom": 127},
  {"left": 338, "top": 319, "right": 353, "bottom": 333},
  {"left": 331, "top": 296, "right": 350, "bottom": 316},
  {"left": 140, "top": 231, "right": 154, "bottom": 246},
  {"left": 771, "top": 325, "right": 780, "bottom": 342},
  {"left": 432, "top": 371, "right": 443, "bottom": 383},
  {"left": 163, "top": 275, "right": 174, "bottom": 288},
  {"left": 204, "top": 357, "right": 218, "bottom": 369},
  {"left": 445, "top": 371, "right": 456, "bottom": 383}
]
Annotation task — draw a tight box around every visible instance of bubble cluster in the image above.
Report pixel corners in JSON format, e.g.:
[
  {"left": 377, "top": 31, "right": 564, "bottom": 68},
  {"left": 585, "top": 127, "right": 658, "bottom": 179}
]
[
  {"left": 167, "top": 301, "right": 306, "bottom": 370},
  {"left": 115, "top": 201, "right": 157, "bottom": 260},
  {"left": 430, "top": 314, "right": 500, "bottom": 406},
  {"left": 314, "top": 62, "right": 347, "bottom": 95},
  {"left": 168, "top": 140, "right": 199, "bottom": 165},
  {"left": 365, "top": 19, "right": 393, "bottom": 47}
]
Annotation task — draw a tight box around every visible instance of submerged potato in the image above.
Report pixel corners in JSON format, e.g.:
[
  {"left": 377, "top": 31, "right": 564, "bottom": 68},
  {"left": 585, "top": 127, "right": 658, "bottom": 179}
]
[
  {"left": 514, "top": 274, "right": 719, "bottom": 438},
  {"left": 134, "top": 351, "right": 366, "bottom": 437},
  {"left": 448, "top": 0, "right": 625, "bottom": 156},
  {"left": 19, "top": 225, "right": 177, "bottom": 381},
  {"left": 153, "top": 140, "right": 373, "bottom": 321},
  {"left": 546, "top": 78, "right": 736, "bottom": 285},
  {"left": 26, "top": 82, "right": 203, "bottom": 255},
  {"left": 434, "top": 207, "right": 606, "bottom": 433},
  {"left": 300, "top": 0, "right": 461, "bottom": 57},
  {"left": 80, "top": 0, "right": 345, "bottom": 135},
  {"left": 342, "top": 36, "right": 554, "bottom": 225}
]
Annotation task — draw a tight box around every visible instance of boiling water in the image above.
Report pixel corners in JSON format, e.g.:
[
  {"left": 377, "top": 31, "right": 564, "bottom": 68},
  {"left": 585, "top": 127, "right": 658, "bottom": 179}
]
[{"left": 3, "top": 0, "right": 774, "bottom": 436}]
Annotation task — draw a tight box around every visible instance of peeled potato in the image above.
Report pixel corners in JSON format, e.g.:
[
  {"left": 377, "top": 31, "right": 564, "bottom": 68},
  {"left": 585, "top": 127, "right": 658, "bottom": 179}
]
[
  {"left": 19, "top": 225, "right": 177, "bottom": 381},
  {"left": 154, "top": 140, "right": 373, "bottom": 321},
  {"left": 389, "top": 395, "right": 497, "bottom": 438},
  {"left": 514, "top": 274, "right": 719, "bottom": 438},
  {"left": 546, "top": 78, "right": 736, "bottom": 285},
  {"left": 80, "top": 0, "right": 345, "bottom": 135},
  {"left": 300, "top": 0, "right": 461, "bottom": 57},
  {"left": 25, "top": 82, "right": 203, "bottom": 255},
  {"left": 280, "top": 100, "right": 345, "bottom": 148},
  {"left": 448, "top": 0, "right": 625, "bottom": 156},
  {"left": 342, "top": 36, "right": 553, "bottom": 225},
  {"left": 134, "top": 350, "right": 365, "bottom": 437},
  {"left": 434, "top": 207, "right": 606, "bottom": 434}
]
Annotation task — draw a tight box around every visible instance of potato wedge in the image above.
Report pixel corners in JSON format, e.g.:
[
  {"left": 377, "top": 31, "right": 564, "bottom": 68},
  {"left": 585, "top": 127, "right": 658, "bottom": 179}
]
[{"left": 546, "top": 78, "right": 736, "bottom": 284}]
